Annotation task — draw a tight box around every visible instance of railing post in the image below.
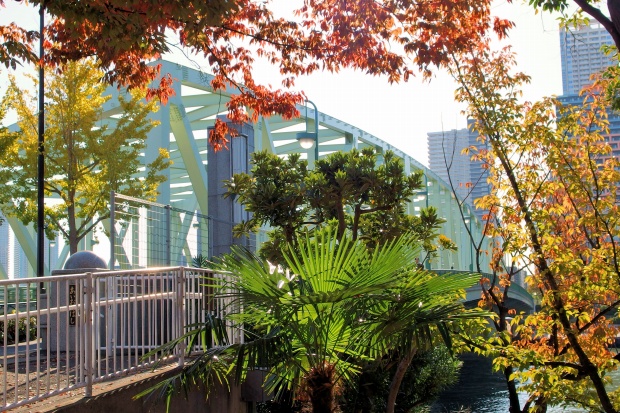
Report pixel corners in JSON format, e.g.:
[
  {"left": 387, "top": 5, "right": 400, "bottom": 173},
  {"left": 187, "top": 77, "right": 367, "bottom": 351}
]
[
  {"left": 109, "top": 191, "right": 115, "bottom": 270},
  {"left": 176, "top": 267, "right": 186, "bottom": 367},
  {"left": 165, "top": 205, "right": 171, "bottom": 266},
  {"left": 84, "top": 272, "right": 94, "bottom": 397}
]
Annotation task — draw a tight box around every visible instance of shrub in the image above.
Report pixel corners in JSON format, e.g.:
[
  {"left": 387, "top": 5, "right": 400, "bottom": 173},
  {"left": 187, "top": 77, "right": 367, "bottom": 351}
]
[
  {"left": 0, "top": 314, "right": 37, "bottom": 345},
  {"left": 340, "top": 345, "right": 461, "bottom": 413}
]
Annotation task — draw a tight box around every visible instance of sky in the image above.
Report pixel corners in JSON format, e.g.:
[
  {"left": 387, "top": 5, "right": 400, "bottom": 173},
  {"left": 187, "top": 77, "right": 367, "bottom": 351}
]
[{"left": 0, "top": 1, "right": 565, "bottom": 167}]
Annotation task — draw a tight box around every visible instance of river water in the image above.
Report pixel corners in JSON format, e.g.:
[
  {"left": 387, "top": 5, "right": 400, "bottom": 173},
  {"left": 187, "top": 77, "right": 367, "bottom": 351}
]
[{"left": 430, "top": 354, "right": 590, "bottom": 413}]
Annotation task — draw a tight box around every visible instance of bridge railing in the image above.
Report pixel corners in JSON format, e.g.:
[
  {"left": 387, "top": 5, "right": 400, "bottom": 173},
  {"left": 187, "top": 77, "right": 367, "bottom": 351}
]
[
  {"left": 433, "top": 269, "right": 535, "bottom": 311},
  {"left": 0, "top": 266, "right": 233, "bottom": 411}
]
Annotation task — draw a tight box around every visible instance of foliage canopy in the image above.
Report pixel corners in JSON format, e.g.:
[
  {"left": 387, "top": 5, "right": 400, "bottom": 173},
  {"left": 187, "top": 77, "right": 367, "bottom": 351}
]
[
  {"left": 449, "top": 39, "right": 620, "bottom": 413},
  {"left": 224, "top": 147, "right": 454, "bottom": 264},
  {"left": 0, "top": 0, "right": 512, "bottom": 148},
  {"left": 0, "top": 59, "right": 170, "bottom": 253}
]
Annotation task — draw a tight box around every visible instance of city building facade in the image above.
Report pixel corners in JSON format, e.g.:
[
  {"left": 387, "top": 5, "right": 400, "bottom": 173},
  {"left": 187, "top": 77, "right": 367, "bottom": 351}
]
[
  {"left": 427, "top": 124, "right": 489, "bottom": 222},
  {"left": 559, "top": 23, "right": 620, "bottom": 161},
  {"left": 560, "top": 23, "right": 615, "bottom": 96}
]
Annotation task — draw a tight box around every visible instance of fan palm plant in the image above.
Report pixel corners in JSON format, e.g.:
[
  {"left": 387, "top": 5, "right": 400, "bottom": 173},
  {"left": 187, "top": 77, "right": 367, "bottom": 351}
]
[{"left": 139, "top": 227, "right": 483, "bottom": 413}]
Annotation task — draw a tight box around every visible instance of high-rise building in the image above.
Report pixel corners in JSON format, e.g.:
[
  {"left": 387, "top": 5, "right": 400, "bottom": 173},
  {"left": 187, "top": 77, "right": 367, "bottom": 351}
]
[
  {"left": 559, "top": 24, "right": 620, "bottom": 161},
  {"left": 427, "top": 123, "right": 489, "bottom": 222},
  {"left": 560, "top": 23, "right": 615, "bottom": 96}
]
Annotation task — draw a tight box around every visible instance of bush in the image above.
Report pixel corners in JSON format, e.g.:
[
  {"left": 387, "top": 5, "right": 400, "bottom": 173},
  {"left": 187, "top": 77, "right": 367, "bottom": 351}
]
[
  {"left": 340, "top": 345, "right": 461, "bottom": 413},
  {"left": 0, "top": 314, "right": 37, "bottom": 345}
]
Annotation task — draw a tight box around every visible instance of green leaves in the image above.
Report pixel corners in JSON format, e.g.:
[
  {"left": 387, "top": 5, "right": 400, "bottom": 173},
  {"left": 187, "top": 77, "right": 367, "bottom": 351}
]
[
  {"left": 224, "top": 151, "right": 309, "bottom": 246},
  {"left": 143, "top": 228, "right": 484, "bottom": 411},
  {"left": 0, "top": 59, "right": 169, "bottom": 252},
  {"left": 189, "top": 229, "right": 481, "bottom": 406},
  {"left": 225, "top": 147, "right": 440, "bottom": 263},
  {"left": 528, "top": 0, "right": 570, "bottom": 12}
]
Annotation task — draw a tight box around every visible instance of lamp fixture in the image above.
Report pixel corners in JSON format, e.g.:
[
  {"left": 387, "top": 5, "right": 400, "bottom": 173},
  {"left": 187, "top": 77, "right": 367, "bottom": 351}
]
[
  {"left": 295, "top": 100, "right": 319, "bottom": 161},
  {"left": 296, "top": 132, "right": 316, "bottom": 149}
]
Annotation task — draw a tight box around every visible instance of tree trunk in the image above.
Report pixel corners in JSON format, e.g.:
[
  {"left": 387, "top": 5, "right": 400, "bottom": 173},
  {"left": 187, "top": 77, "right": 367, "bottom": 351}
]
[
  {"left": 494, "top": 137, "right": 618, "bottom": 413},
  {"left": 68, "top": 202, "right": 78, "bottom": 254},
  {"left": 307, "top": 363, "right": 336, "bottom": 413},
  {"left": 497, "top": 307, "right": 523, "bottom": 413},
  {"left": 503, "top": 365, "right": 522, "bottom": 413},
  {"left": 386, "top": 348, "right": 416, "bottom": 413},
  {"left": 336, "top": 197, "right": 346, "bottom": 242},
  {"left": 353, "top": 368, "right": 378, "bottom": 413}
]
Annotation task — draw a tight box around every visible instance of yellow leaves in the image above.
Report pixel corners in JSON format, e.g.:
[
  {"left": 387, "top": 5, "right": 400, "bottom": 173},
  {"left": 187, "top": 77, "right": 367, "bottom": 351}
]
[
  {"left": 448, "top": 36, "right": 620, "bottom": 408},
  {"left": 438, "top": 234, "right": 457, "bottom": 251},
  {"left": 2, "top": 58, "right": 165, "bottom": 250},
  {"left": 576, "top": 311, "right": 592, "bottom": 326}
]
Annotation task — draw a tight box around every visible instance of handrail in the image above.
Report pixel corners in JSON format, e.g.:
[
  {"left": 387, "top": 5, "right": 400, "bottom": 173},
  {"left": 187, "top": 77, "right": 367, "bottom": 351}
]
[{"left": 0, "top": 266, "right": 225, "bottom": 411}]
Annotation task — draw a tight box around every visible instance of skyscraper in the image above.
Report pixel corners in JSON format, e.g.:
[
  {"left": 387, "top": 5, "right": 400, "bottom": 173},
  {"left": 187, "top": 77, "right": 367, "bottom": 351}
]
[
  {"left": 427, "top": 123, "right": 489, "bottom": 222},
  {"left": 560, "top": 23, "right": 615, "bottom": 96},
  {"left": 559, "top": 23, "right": 620, "bottom": 160}
]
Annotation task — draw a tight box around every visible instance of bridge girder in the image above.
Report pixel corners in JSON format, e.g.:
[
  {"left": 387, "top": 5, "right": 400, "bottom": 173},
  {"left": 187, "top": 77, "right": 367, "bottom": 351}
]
[{"left": 4, "top": 60, "right": 496, "bottom": 288}]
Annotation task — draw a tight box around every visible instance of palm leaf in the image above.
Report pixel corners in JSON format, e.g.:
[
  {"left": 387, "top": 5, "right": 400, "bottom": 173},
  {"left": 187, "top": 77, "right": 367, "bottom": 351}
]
[{"left": 139, "top": 227, "right": 488, "bottom": 410}]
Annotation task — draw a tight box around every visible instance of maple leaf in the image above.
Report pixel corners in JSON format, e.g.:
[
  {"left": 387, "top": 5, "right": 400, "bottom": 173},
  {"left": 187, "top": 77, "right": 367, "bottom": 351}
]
[{"left": 3, "top": 0, "right": 507, "bottom": 150}]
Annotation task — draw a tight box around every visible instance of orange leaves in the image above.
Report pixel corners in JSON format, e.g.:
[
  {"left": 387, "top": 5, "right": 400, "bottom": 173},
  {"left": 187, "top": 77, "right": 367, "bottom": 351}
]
[
  {"left": 206, "top": 85, "right": 304, "bottom": 148},
  {"left": 145, "top": 72, "right": 175, "bottom": 105},
  {"left": 449, "top": 29, "right": 620, "bottom": 409},
  {"left": 0, "top": 23, "right": 38, "bottom": 69},
  {"left": 209, "top": 119, "right": 231, "bottom": 152},
  {"left": 1, "top": 0, "right": 507, "bottom": 151}
]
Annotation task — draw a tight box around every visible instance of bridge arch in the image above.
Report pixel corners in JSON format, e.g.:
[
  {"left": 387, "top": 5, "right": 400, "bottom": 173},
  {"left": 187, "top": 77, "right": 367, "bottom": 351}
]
[{"left": 5, "top": 60, "right": 492, "bottom": 277}]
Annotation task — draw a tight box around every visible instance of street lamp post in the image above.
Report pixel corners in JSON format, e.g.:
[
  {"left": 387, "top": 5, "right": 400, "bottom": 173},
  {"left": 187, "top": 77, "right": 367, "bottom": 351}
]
[
  {"left": 296, "top": 100, "right": 319, "bottom": 163},
  {"left": 418, "top": 174, "right": 430, "bottom": 269},
  {"left": 464, "top": 211, "right": 473, "bottom": 272},
  {"left": 37, "top": 4, "right": 46, "bottom": 281},
  {"left": 48, "top": 240, "right": 56, "bottom": 274}
]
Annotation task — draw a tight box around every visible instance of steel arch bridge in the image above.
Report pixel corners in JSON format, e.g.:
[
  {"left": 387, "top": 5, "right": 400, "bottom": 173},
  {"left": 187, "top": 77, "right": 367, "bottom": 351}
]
[{"left": 3, "top": 60, "right": 490, "bottom": 281}]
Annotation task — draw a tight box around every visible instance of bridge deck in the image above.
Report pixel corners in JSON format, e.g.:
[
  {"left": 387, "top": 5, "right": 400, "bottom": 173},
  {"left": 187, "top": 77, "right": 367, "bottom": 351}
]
[{"left": 4, "top": 357, "right": 180, "bottom": 413}]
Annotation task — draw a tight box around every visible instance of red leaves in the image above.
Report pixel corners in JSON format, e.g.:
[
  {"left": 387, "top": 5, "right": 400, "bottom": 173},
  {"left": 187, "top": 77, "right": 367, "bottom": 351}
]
[
  {"left": 208, "top": 86, "right": 304, "bottom": 149},
  {"left": 0, "top": 23, "right": 38, "bottom": 69},
  {"left": 3, "top": 0, "right": 506, "bottom": 151},
  {"left": 209, "top": 118, "right": 231, "bottom": 152},
  {"left": 146, "top": 71, "right": 175, "bottom": 105}
]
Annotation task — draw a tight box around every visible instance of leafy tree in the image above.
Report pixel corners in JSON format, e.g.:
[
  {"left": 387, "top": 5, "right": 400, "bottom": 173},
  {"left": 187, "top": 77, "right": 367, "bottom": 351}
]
[
  {"left": 222, "top": 147, "right": 462, "bottom": 412},
  {"left": 0, "top": 0, "right": 512, "bottom": 147},
  {"left": 224, "top": 148, "right": 452, "bottom": 265},
  {"left": 0, "top": 92, "right": 18, "bottom": 227},
  {"left": 0, "top": 59, "right": 170, "bottom": 254},
  {"left": 439, "top": 127, "right": 529, "bottom": 412},
  {"left": 448, "top": 40, "right": 620, "bottom": 413},
  {"left": 435, "top": 49, "right": 543, "bottom": 412},
  {"left": 140, "top": 228, "right": 483, "bottom": 413}
]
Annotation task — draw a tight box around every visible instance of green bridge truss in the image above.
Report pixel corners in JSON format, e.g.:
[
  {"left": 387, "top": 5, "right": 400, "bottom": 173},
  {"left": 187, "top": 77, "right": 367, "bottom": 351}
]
[{"left": 4, "top": 61, "right": 497, "bottom": 287}]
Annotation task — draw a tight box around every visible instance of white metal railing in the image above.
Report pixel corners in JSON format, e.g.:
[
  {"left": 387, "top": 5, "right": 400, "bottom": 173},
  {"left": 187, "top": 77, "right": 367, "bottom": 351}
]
[{"left": 0, "top": 267, "right": 231, "bottom": 410}]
